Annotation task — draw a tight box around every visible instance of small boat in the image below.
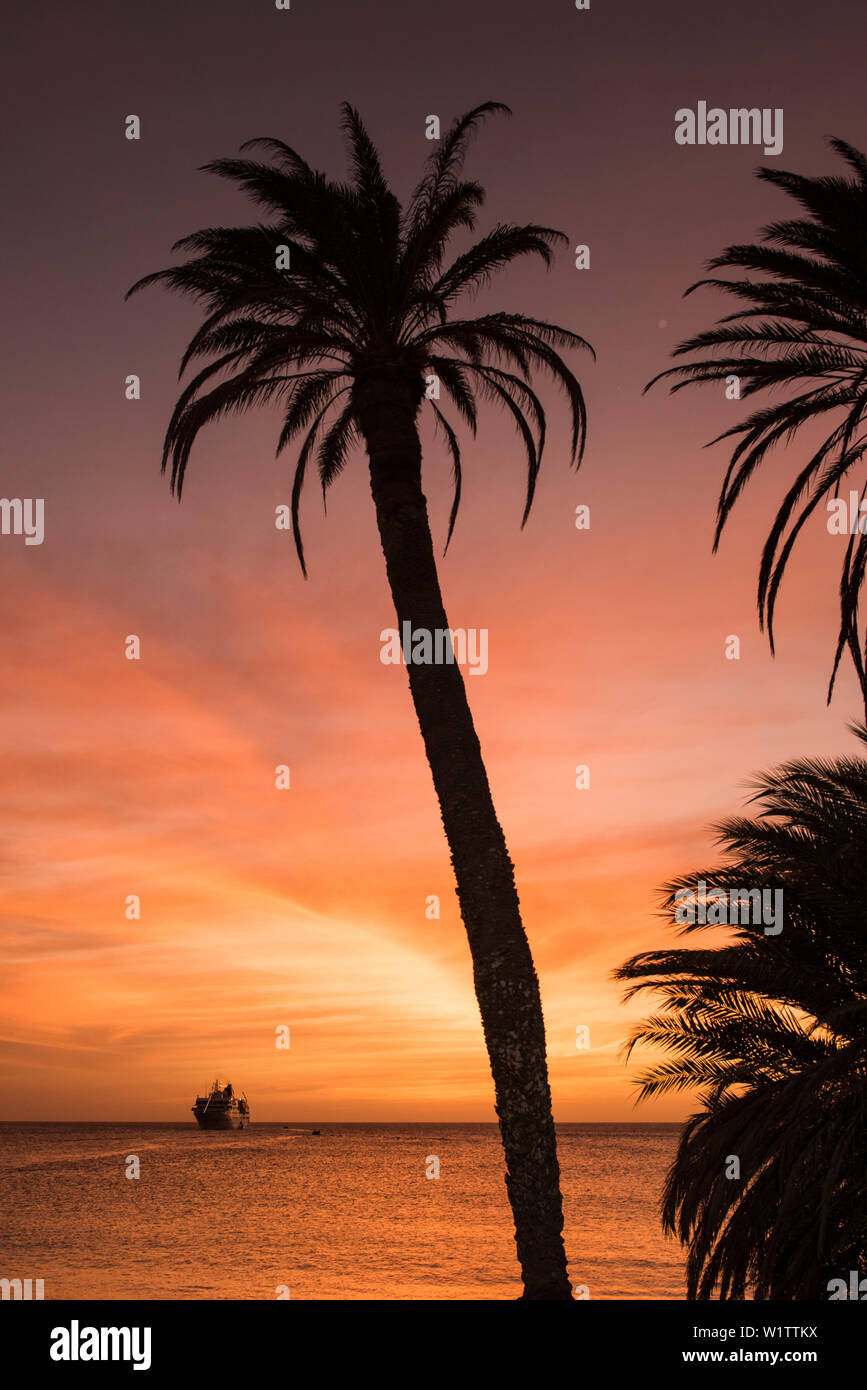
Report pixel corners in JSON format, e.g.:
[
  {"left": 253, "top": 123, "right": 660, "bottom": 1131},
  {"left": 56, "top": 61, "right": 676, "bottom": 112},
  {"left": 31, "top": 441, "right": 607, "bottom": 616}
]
[{"left": 191, "top": 1079, "right": 250, "bottom": 1130}]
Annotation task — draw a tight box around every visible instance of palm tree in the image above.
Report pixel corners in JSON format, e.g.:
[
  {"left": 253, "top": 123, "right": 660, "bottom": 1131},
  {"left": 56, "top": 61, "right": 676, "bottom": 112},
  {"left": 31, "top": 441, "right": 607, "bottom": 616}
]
[
  {"left": 127, "top": 101, "right": 593, "bottom": 1299},
  {"left": 646, "top": 138, "right": 867, "bottom": 720},
  {"left": 614, "top": 731, "right": 867, "bottom": 1298}
]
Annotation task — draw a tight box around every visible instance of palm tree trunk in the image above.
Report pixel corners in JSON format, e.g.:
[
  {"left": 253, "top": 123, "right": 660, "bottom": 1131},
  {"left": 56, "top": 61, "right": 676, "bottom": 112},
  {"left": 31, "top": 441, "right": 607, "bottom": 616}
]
[{"left": 355, "top": 368, "right": 572, "bottom": 1300}]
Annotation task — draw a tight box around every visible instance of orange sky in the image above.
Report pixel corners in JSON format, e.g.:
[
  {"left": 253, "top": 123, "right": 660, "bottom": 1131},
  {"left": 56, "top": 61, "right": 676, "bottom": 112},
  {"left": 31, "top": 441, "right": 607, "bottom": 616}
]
[{"left": 2, "top": 0, "right": 864, "bottom": 1119}]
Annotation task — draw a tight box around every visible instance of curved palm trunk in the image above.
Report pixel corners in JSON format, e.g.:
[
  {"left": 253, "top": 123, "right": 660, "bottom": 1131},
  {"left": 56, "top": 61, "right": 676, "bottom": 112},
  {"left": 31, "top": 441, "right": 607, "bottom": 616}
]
[{"left": 355, "top": 368, "right": 572, "bottom": 1300}]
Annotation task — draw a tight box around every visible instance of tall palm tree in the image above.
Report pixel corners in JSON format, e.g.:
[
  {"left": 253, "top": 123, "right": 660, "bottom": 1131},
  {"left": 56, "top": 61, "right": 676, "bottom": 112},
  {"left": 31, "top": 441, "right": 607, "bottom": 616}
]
[
  {"left": 614, "top": 731, "right": 867, "bottom": 1298},
  {"left": 647, "top": 138, "right": 867, "bottom": 719},
  {"left": 127, "top": 101, "right": 592, "bottom": 1299}
]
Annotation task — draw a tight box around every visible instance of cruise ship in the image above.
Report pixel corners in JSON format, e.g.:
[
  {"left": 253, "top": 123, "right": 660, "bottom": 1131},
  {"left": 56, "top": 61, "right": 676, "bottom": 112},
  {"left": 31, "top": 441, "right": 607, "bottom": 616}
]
[{"left": 191, "top": 1079, "right": 250, "bottom": 1130}]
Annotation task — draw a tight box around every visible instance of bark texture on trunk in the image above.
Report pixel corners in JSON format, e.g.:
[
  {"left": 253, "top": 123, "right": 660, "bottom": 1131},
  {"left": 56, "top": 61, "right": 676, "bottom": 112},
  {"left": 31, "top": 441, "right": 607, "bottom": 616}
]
[{"left": 355, "top": 367, "right": 572, "bottom": 1299}]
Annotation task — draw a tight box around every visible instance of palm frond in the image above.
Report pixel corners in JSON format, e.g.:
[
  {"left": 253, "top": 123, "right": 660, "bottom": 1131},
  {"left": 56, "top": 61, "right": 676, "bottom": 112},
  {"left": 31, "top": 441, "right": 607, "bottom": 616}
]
[
  {"left": 616, "top": 739, "right": 867, "bottom": 1297},
  {"left": 646, "top": 137, "right": 867, "bottom": 715},
  {"left": 128, "top": 102, "right": 591, "bottom": 573}
]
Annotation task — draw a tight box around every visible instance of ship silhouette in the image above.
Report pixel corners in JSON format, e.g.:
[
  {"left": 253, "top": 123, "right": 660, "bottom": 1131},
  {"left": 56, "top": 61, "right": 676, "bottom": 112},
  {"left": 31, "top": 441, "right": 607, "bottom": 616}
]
[{"left": 191, "top": 1079, "right": 250, "bottom": 1130}]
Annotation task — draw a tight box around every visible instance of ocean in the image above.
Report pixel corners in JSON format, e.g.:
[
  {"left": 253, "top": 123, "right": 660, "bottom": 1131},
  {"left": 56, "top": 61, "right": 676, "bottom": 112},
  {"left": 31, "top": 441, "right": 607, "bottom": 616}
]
[{"left": 0, "top": 1122, "right": 685, "bottom": 1300}]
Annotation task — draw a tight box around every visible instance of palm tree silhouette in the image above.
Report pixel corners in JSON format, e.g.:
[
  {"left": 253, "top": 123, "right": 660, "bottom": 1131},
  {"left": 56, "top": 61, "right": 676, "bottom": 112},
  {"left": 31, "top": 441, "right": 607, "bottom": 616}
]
[
  {"left": 615, "top": 731, "right": 867, "bottom": 1298},
  {"left": 647, "top": 138, "right": 867, "bottom": 719},
  {"left": 127, "top": 102, "right": 592, "bottom": 1299}
]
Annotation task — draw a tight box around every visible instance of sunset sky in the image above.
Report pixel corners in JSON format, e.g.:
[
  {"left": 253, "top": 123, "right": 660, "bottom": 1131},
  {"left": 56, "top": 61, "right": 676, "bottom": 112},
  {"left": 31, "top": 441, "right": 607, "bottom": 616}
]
[{"left": 3, "top": 0, "right": 864, "bottom": 1121}]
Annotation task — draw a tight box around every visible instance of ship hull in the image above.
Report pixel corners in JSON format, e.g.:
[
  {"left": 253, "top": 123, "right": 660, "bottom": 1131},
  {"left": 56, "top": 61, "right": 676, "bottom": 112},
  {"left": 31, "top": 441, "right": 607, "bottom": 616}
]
[{"left": 194, "top": 1111, "right": 248, "bottom": 1130}]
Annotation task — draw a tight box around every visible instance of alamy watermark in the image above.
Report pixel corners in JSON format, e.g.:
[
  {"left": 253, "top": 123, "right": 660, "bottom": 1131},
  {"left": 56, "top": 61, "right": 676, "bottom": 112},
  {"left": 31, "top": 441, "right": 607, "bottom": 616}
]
[
  {"left": 675, "top": 880, "right": 783, "bottom": 935},
  {"left": 0, "top": 498, "right": 44, "bottom": 545},
  {"left": 380, "top": 623, "right": 488, "bottom": 676},
  {"left": 50, "top": 1321, "right": 152, "bottom": 1371},
  {"left": 675, "top": 103, "right": 783, "bottom": 156},
  {"left": 827, "top": 491, "right": 867, "bottom": 534},
  {"left": 827, "top": 1271, "right": 867, "bottom": 1299},
  {"left": 1, "top": 1276, "right": 44, "bottom": 1299}
]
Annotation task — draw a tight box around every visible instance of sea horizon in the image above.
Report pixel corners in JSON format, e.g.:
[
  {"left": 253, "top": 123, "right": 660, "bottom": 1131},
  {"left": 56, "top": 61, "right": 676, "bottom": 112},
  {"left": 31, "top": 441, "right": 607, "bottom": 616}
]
[{"left": 1, "top": 1118, "right": 683, "bottom": 1127}]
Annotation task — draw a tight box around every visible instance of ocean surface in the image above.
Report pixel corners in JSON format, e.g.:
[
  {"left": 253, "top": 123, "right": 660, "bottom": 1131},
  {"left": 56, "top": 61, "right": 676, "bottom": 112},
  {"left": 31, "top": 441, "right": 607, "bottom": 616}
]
[{"left": 0, "top": 1123, "right": 685, "bottom": 1300}]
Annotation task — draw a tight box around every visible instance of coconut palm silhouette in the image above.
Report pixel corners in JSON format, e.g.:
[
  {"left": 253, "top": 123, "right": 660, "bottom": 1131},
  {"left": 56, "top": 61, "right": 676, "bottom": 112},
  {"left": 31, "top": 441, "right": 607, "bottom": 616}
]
[
  {"left": 128, "top": 101, "right": 593, "bottom": 1299},
  {"left": 615, "top": 730, "right": 867, "bottom": 1298},
  {"left": 647, "top": 138, "right": 867, "bottom": 720}
]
